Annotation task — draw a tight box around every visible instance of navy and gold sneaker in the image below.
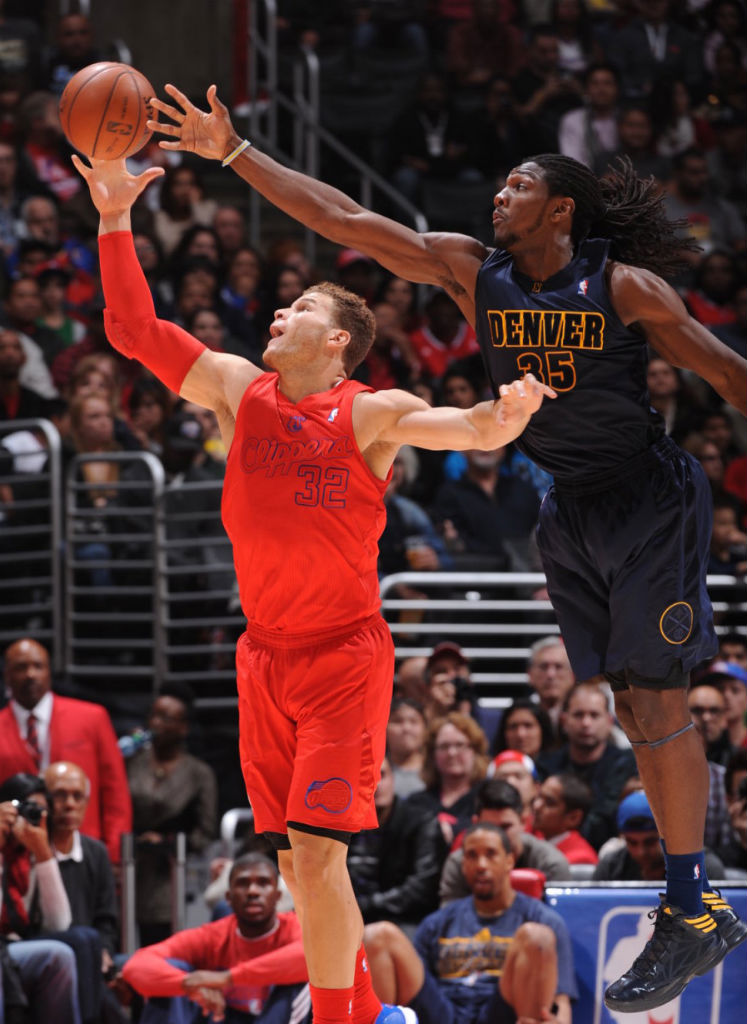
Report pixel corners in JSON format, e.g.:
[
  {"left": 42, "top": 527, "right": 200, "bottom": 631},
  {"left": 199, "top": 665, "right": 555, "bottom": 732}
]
[
  {"left": 604, "top": 897, "right": 727, "bottom": 1013},
  {"left": 695, "top": 889, "right": 747, "bottom": 973}
]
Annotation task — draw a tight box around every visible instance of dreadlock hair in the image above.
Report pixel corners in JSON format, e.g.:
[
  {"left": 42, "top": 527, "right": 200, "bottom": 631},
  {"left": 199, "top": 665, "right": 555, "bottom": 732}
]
[{"left": 525, "top": 153, "right": 700, "bottom": 279}]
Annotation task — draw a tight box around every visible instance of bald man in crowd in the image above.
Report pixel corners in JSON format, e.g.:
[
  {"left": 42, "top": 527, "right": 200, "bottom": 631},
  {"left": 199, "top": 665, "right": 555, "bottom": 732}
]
[{"left": 0, "top": 638, "right": 131, "bottom": 861}]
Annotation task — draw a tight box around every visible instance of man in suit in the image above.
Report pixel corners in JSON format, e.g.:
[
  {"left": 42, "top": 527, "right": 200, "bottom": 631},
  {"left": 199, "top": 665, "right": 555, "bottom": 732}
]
[{"left": 0, "top": 637, "right": 131, "bottom": 862}]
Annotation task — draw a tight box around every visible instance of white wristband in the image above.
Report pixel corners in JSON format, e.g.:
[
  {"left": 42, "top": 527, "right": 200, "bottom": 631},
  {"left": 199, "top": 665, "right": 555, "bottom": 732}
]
[{"left": 222, "top": 139, "right": 251, "bottom": 167}]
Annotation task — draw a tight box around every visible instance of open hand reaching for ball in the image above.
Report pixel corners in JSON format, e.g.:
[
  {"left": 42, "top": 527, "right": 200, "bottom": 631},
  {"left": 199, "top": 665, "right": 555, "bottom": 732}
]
[
  {"left": 147, "top": 84, "right": 238, "bottom": 162},
  {"left": 71, "top": 155, "right": 165, "bottom": 225}
]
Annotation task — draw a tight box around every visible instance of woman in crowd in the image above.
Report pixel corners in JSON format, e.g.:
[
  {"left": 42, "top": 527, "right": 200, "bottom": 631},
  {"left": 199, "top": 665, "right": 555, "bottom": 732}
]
[
  {"left": 386, "top": 697, "right": 428, "bottom": 798},
  {"left": 492, "top": 699, "right": 555, "bottom": 761}
]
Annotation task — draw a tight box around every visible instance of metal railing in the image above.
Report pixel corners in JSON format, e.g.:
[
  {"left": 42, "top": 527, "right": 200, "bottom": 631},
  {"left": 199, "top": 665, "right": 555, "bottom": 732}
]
[
  {"left": 0, "top": 418, "right": 64, "bottom": 671},
  {"left": 244, "top": 0, "right": 428, "bottom": 263}
]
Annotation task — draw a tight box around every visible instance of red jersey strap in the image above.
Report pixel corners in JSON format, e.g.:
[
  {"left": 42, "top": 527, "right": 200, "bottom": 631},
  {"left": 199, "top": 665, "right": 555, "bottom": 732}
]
[{"left": 99, "top": 231, "right": 205, "bottom": 394}]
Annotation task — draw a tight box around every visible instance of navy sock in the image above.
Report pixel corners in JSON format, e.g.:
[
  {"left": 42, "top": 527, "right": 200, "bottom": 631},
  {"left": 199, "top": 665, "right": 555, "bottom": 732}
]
[
  {"left": 662, "top": 839, "right": 713, "bottom": 895},
  {"left": 664, "top": 850, "right": 705, "bottom": 915}
]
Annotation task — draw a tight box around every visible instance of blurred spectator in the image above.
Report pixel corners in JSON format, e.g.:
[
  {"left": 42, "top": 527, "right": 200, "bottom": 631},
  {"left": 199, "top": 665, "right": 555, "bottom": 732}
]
[
  {"left": 552, "top": 0, "right": 598, "bottom": 76},
  {"left": 433, "top": 446, "right": 540, "bottom": 570},
  {"left": 406, "top": 712, "right": 489, "bottom": 852},
  {"left": 487, "top": 750, "right": 539, "bottom": 830},
  {"left": 439, "top": 778, "right": 572, "bottom": 901},
  {"left": 35, "top": 260, "right": 86, "bottom": 349},
  {"left": 42, "top": 13, "right": 101, "bottom": 97},
  {"left": 685, "top": 249, "right": 740, "bottom": 328},
  {"left": 153, "top": 165, "right": 218, "bottom": 258},
  {"left": 596, "top": 102, "right": 671, "bottom": 183},
  {"left": 718, "top": 749, "right": 747, "bottom": 870},
  {"left": 558, "top": 63, "right": 620, "bottom": 169},
  {"left": 525, "top": 636, "right": 575, "bottom": 738},
  {"left": 408, "top": 290, "right": 478, "bottom": 379},
  {"left": 387, "top": 697, "right": 427, "bottom": 798},
  {"left": 688, "top": 680, "right": 733, "bottom": 767},
  {"left": 352, "top": 0, "right": 429, "bottom": 56},
  {"left": 700, "top": 407, "right": 744, "bottom": 464},
  {"left": 258, "top": 263, "right": 306, "bottom": 348},
  {"left": 379, "top": 445, "right": 451, "bottom": 581},
  {"left": 492, "top": 699, "right": 555, "bottom": 761},
  {"left": 646, "top": 355, "right": 701, "bottom": 439},
  {"left": 651, "top": 77, "right": 714, "bottom": 159},
  {"left": 126, "top": 684, "right": 218, "bottom": 945},
  {"left": 264, "top": 237, "right": 314, "bottom": 287},
  {"left": 16, "top": 90, "right": 79, "bottom": 202},
  {"left": 347, "top": 756, "right": 441, "bottom": 927},
  {"left": 0, "top": 637, "right": 131, "bottom": 862},
  {"left": 389, "top": 73, "right": 474, "bottom": 206},
  {"left": 664, "top": 148, "right": 746, "bottom": 258},
  {"left": 705, "top": 661, "right": 747, "bottom": 751},
  {"left": 706, "top": 104, "right": 747, "bottom": 209},
  {"left": 445, "top": 0, "right": 524, "bottom": 92},
  {"left": 607, "top": 0, "right": 703, "bottom": 100},
  {"left": 360, "top": 301, "right": 419, "bottom": 390},
  {"left": 532, "top": 773, "right": 598, "bottom": 865},
  {"left": 335, "top": 247, "right": 378, "bottom": 304},
  {"left": 0, "top": 137, "right": 49, "bottom": 257},
  {"left": 122, "top": 853, "right": 309, "bottom": 1024},
  {"left": 376, "top": 274, "right": 421, "bottom": 333},
  {"left": 212, "top": 203, "right": 248, "bottom": 261},
  {"left": 687, "top": 681, "right": 733, "bottom": 852},
  {"left": 422, "top": 642, "right": 477, "bottom": 723},
  {"left": 468, "top": 76, "right": 525, "bottom": 182},
  {"left": 16, "top": 194, "right": 97, "bottom": 286},
  {"left": 593, "top": 790, "right": 725, "bottom": 880},
  {"left": 705, "top": 39, "right": 747, "bottom": 116},
  {"left": 363, "top": 823, "right": 576, "bottom": 1023},
  {"left": 44, "top": 760, "right": 126, "bottom": 1023},
  {"left": 718, "top": 632, "right": 747, "bottom": 670},
  {"left": 127, "top": 377, "right": 170, "bottom": 456},
  {"left": 185, "top": 307, "right": 245, "bottom": 359},
  {"left": 708, "top": 492, "right": 747, "bottom": 575},
  {"left": 0, "top": 325, "right": 50, "bottom": 418},
  {"left": 537, "top": 682, "right": 637, "bottom": 850},
  {"left": 2, "top": 273, "right": 63, "bottom": 370},
  {"left": 703, "top": 0, "right": 747, "bottom": 75},
  {"left": 683, "top": 433, "right": 726, "bottom": 492},
  {"left": 394, "top": 656, "right": 428, "bottom": 705},
  {"left": 511, "top": 25, "right": 582, "bottom": 154},
  {"left": 0, "top": 776, "right": 82, "bottom": 1024},
  {"left": 0, "top": 5, "right": 41, "bottom": 95}
]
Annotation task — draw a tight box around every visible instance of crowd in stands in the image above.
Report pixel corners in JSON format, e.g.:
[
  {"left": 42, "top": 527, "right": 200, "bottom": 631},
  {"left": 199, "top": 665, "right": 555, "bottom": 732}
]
[{"left": 0, "top": 1, "right": 746, "bottom": 1022}]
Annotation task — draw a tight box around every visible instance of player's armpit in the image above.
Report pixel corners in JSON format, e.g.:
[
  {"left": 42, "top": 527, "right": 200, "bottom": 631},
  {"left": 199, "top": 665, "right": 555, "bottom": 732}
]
[{"left": 180, "top": 347, "right": 263, "bottom": 417}]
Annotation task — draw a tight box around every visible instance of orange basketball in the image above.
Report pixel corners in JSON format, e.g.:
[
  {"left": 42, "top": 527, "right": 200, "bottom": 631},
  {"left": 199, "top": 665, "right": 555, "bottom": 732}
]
[{"left": 59, "top": 62, "right": 158, "bottom": 160}]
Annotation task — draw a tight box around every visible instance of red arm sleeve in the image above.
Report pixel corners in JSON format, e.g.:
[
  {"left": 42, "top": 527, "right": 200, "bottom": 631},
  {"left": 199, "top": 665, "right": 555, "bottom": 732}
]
[
  {"left": 121, "top": 923, "right": 221, "bottom": 997},
  {"left": 229, "top": 920, "right": 308, "bottom": 987},
  {"left": 99, "top": 231, "right": 205, "bottom": 393}
]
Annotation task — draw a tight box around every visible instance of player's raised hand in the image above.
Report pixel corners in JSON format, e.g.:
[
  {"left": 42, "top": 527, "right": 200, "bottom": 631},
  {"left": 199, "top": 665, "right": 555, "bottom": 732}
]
[
  {"left": 71, "top": 155, "right": 164, "bottom": 216},
  {"left": 495, "top": 373, "right": 556, "bottom": 428},
  {"left": 148, "top": 84, "right": 236, "bottom": 161}
]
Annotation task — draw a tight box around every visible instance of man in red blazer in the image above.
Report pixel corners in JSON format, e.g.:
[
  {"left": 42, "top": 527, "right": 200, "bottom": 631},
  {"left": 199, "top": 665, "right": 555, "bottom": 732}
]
[{"left": 0, "top": 637, "right": 132, "bottom": 862}]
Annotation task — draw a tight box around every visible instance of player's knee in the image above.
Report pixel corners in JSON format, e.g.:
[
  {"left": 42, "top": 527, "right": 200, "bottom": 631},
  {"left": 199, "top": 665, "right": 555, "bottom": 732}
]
[
  {"left": 288, "top": 832, "right": 347, "bottom": 889},
  {"left": 629, "top": 686, "right": 689, "bottom": 737},
  {"left": 363, "top": 921, "right": 402, "bottom": 956},
  {"left": 514, "top": 922, "right": 556, "bottom": 957}
]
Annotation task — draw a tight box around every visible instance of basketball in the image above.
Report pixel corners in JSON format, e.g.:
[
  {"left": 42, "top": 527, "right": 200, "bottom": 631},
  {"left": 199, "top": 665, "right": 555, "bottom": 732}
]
[{"left": 59, "top": 61, "right": 157, "bottom": 160}]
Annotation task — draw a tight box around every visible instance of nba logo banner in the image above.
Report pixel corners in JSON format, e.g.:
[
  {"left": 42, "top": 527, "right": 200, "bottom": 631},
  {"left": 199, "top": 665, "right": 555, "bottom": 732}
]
[{"left": 546, "top": 886, "right": 747, "bottom": 1024}]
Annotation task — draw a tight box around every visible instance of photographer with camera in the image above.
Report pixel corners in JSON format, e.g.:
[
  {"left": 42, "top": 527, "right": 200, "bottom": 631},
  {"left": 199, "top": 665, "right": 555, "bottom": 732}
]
[
  {"left": 0, "top": 772, "right": 81, "bottom": 1024},
  {"left": 422, "top": 643, "right": 478, "bottom": 725}
]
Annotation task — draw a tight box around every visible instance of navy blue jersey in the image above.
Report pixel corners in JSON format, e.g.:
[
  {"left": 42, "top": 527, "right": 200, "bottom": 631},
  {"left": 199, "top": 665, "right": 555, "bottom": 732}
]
[{"left": 474, "top": 239, "right": 665, "bottom": 481}]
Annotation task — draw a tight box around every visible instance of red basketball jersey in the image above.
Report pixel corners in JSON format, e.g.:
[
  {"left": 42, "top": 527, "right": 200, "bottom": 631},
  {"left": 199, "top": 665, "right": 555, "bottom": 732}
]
[{"left": 222, "top": 373, "right": 389, "bottom": 640}]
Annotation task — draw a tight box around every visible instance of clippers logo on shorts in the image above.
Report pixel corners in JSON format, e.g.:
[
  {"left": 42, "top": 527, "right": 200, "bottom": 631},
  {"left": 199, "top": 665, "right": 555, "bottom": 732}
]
[
  {"left": 659, "top": 602, "right": 693, "bottom": 645},
  {"left": 286, "top": 415, "right": 307, "bottom": 433},
  {"left": 304, "top": 777, "right": 353, "bottom": 814}
]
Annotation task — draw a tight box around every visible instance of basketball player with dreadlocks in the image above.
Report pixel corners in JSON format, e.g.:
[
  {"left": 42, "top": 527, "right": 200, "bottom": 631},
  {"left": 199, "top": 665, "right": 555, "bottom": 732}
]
[{"left": 148, "top": 85, "right": 747, "bottom": 1015}]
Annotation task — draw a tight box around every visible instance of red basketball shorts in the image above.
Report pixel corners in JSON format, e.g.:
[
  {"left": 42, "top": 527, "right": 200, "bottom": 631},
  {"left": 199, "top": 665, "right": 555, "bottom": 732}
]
[{"left": 236, "top": 614, "right": 395, "bottom": 836}]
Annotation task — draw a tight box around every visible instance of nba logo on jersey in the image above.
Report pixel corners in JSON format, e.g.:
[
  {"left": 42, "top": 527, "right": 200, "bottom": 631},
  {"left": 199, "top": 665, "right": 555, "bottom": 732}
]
[
  {"left": 578, "top": 279, "right": 589, "bottom": 296},
  {"left": 595, "top": 905, "right": 722, "bottom": 1024},
  {"left": 328, "top": 407, "right": 340, "bottom": 423},
  {"left": 286, "top": 415, "right": 306, "bottom": 433}
]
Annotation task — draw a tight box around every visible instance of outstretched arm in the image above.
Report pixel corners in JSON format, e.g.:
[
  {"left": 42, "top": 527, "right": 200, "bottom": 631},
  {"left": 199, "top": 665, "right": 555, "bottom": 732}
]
[
  {"left": 73, "top": 155, "right": 261, "bottom": 422},
  {"left": 148, "top": 85, "right": 487, "bottom": 320},
  {"left": 355, "top": 374, "right": 555, "bottom": 457},
  {"left": 609, "top": 262, "right": 747, "bottom": 415}
]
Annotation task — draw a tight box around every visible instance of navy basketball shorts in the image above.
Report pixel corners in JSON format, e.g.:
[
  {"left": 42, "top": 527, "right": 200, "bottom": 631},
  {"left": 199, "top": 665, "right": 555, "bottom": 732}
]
[
  {"left": 410, "top": 972, "right": 516, "bottom": 1024},
  {"left": 536, "top": 436, "right": 718, "bottom": 689}
]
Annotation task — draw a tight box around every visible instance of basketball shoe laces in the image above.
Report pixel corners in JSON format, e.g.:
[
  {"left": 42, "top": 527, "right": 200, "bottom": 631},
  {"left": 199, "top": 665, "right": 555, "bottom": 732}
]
[{"left": 630, "top": 905, "right": 678, "bottom": 975}]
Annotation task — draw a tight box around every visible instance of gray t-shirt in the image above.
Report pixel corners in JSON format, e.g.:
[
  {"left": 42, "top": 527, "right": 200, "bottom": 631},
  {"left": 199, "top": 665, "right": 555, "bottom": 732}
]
[{"left": 439, "top": 833, "right": 572, "bottom": 904}]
